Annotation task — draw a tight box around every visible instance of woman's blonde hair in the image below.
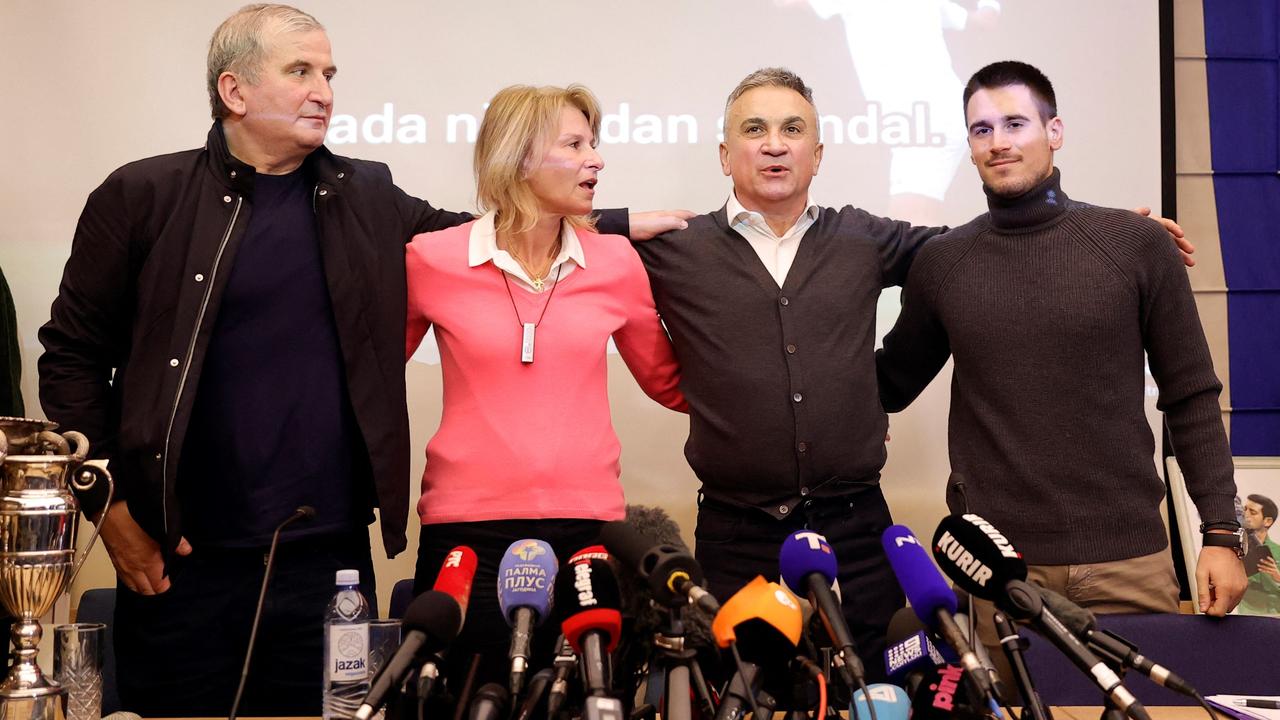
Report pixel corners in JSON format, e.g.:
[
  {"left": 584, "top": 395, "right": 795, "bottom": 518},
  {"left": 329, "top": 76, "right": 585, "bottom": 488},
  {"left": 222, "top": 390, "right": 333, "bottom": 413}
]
[{"left": 474, "top": 84, "right": 602, "bottom": 236}]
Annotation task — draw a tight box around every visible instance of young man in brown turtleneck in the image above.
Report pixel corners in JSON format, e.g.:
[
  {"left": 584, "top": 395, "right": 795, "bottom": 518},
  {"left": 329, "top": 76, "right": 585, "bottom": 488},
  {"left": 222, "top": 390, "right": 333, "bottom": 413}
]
[{"left": 876, "top": 61, "right": 1247, "bottom": 634}]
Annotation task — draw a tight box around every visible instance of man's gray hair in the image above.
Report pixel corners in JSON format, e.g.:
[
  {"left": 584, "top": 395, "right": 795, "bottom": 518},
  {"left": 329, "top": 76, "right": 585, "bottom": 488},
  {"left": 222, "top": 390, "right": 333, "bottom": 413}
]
[
  {"left": 207, "top": 4, "right": 325, "bottom": 120},
  {"left": 724, "top": 67, "right": 817, "bottom": 120}
]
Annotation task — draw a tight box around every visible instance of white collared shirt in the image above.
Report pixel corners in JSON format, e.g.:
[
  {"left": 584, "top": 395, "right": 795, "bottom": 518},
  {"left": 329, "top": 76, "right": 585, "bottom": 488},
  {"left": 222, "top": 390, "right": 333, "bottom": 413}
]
[
  {"left": 726, "top": 192, "right": 820, "bottom": 287},
  {"left": 467, "top": 210, "right": 586, "bottom": 293}
]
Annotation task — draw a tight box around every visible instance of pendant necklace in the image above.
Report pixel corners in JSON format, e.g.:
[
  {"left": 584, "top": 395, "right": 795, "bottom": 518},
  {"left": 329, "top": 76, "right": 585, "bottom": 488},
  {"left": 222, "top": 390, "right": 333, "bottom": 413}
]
[
  {"left": 502, "top": 263, "right": 564, "bottom": 364},
  {"left": 506, "top": 242, "right": 559, "bottom": 292}
]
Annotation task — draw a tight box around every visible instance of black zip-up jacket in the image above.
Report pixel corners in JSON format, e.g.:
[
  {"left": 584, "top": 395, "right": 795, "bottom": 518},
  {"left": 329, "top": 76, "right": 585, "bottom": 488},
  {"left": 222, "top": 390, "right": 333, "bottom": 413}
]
[{"left": 37, "top": 123, "right": 473, "bottom": 558}]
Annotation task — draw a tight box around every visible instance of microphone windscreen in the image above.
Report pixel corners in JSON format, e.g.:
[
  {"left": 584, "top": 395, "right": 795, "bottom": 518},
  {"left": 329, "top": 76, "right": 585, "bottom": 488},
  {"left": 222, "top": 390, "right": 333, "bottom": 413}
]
[
  {"left": 432, "top": 546, "right": 478, "bottom": 620},
  {"left": 881, "top": 525, "right": 958, "bottom": 627},
  {"left": 710, "top": 576, "right": 803, "bottom": 650},
  {"left": 930, "top": 514, "right": 1028, "bottom": 601},
  {"left": 910, "top": 664, "right": 986, "bottom": 720},
  {"left": 598, "top": 520, "right": 655, "bottom": 572},
  {"left": 778, "top": 529, "right": 838, "bottom": 589},
  {"left": 567, "top": 544, "right": 611, "bottom": 566},
  {"left": 403, "top": 589, "right": 464, "bottom": 649},
  {"left": 556, "top": 557, "right": 623, "bottom": 653},
  {"left": 1032, "top": 584, "right": 1096, "bottom": 634},
  {"left": 884, "top": 629, "right": 945, "bottom": 683},
  {"left": 852, "top": 683, "right": 912, "bottom": 720},
  {"left": 497, "top": 539, "right": 558, "bottom": 625}
]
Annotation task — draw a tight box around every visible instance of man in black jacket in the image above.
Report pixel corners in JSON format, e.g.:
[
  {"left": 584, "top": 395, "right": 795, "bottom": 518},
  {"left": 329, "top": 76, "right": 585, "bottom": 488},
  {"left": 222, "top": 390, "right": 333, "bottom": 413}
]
[{"left": 37, "top": 5, "right": 678, "bottom": 715}]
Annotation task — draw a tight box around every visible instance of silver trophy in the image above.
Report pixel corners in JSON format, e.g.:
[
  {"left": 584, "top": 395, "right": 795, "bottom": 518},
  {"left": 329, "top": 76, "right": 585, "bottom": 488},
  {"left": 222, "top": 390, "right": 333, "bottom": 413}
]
[{"left": 0, "top": 418, "right": 112, "bottom": 720}]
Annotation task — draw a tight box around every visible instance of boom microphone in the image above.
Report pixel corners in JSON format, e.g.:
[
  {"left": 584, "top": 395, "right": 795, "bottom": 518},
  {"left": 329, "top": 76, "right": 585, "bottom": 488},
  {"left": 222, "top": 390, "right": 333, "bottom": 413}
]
[
  {"left": 931, "top": 514, "right": 1151, "bottom": 720},
  {"left": 1033, "top": 586, "right": 1197, "bottom": 697},
  {"left": 497, "top": 539, "right": 559, "bottom": 697},
  {"left": 880, "top": 525, "right": 998, "bottom": 714},
  {"left": 599, "top": 519, "right": 720, "bottom": 615},
  {"left": 778, "top": 530, "right": 867, "bottom": 690},
  {"left": 354, "top": 591, "right": 464, "bottom": 720}
]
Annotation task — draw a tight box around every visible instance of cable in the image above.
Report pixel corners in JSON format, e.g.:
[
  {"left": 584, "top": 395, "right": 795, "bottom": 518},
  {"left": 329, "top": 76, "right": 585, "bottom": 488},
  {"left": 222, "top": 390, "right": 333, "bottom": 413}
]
[
  {"left": 816, "top": 671, "right": 827, "bottom": 720},
  {"left": 1194, "top": 692, "right": 1220, "bottom": 720}
]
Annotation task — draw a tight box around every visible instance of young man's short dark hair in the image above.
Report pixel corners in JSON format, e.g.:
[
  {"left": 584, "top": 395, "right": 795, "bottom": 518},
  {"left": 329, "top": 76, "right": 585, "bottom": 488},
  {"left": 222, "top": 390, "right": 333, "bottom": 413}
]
[
  {"left": 1249, "top": 493, "right": 1278, "bottom": 524},
  {"left": 963, "top": 60, "right": 1058, "bottom": 122}
]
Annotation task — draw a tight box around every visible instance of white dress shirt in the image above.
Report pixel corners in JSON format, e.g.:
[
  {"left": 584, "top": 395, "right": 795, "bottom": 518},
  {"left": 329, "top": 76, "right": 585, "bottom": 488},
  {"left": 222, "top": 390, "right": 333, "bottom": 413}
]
[
  {"left": 467, "top": 210, "right": 585, "bottom": 293},
  {"left": 726, "top": 192, "right": 821, "bottom": 287}
]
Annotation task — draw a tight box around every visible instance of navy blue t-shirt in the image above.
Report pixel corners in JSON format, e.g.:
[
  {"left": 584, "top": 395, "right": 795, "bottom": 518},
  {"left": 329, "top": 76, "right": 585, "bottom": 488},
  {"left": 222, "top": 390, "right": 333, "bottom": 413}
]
[{"left": 178, "top": 168, "right": 369, "bottom": 547}]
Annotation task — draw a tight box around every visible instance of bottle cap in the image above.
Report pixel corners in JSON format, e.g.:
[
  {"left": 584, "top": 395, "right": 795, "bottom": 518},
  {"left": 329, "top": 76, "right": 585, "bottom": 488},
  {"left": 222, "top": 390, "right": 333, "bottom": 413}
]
[{"left": 335, "top": 569, "right": 360, "bottom": 586}]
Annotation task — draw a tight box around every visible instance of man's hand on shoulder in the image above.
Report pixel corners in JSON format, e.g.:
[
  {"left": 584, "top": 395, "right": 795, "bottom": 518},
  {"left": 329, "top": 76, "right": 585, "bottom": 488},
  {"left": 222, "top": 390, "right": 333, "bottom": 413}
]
[
  {"left": 1195, "top": 540, "right": 1247, "bottom": 616},
  {"left": 628, "top": 209, "right": 695, "bottom": 241},
  {"left": 1132, "top": 206, "right": 1195, "bottom": 267},
  {"left": 99, "top": 500, "right": 191, "bottom": 595}
]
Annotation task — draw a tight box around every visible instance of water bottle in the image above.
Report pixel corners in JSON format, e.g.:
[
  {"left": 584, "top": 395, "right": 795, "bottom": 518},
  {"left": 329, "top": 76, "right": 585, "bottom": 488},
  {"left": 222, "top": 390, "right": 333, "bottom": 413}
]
[{"left": 322, "top": 568, "right": 371, "bottom": 719}]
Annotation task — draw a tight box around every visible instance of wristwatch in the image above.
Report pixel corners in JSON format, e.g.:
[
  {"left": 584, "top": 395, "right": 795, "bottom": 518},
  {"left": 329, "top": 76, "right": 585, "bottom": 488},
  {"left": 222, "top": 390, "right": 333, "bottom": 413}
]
[{"left": 1200, "top": 522, "right": 1245, "bottom": 558}]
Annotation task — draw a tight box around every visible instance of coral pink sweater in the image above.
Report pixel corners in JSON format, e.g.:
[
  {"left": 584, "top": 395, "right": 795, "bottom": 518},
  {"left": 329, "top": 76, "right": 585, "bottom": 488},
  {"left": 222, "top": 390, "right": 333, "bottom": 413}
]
[{"left": 406, "top": 221, "right": 687, "bottom": 524}]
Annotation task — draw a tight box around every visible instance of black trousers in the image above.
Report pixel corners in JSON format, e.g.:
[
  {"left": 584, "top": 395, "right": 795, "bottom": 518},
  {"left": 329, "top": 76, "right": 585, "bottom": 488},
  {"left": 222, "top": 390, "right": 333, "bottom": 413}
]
[
  {"left": 413, "top": 519, "right": 604, "bottom": 695},
  {"left": 693, "top": 487, "right": 904, "bottom": 684},
  {"left": 114, "top": 529, "right": 376, "bottom": 718}
]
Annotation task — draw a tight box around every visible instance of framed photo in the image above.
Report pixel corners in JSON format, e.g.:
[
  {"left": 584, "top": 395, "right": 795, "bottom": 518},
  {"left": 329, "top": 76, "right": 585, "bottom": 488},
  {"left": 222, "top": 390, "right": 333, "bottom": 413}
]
[{"left": 1168, "top": 457, "right": 1280, "bottom": 616}]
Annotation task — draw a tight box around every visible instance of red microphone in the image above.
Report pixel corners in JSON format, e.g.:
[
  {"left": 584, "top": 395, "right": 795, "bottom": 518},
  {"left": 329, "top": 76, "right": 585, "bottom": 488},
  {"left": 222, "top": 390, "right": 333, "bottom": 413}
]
[{"left": 433, "top": 546, "right": 478, "bottom": 624}]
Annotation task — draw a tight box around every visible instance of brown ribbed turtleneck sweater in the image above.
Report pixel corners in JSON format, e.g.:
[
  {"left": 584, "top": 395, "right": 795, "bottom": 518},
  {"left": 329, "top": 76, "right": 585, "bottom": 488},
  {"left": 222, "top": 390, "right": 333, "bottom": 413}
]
[{"left": 876, "top": 168, "right": 1236, "bottom": 564}]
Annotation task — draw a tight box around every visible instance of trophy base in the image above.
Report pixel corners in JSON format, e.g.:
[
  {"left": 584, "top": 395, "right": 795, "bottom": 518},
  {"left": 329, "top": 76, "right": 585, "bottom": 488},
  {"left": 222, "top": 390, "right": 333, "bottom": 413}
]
[{"left": 0, "top": 687, "right": 66, "bottom": 720}]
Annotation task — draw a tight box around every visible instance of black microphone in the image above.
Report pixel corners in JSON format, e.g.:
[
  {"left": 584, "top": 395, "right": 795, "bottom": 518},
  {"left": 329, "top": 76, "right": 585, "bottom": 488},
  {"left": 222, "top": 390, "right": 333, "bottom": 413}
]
[
  {"left": 546, "top": 634, "right": 576, "bottom": 718},
  {"left": 353, "top": 591, "right": 463, "bottom": 720},
  {"left": 932, "top": 514, "right": 1151, "bottom": 720},
  {"left": 467, "top": 683, "right": 509, "bottom": 720},
  {"left": 514, "top": 668, "right": 553, "bottom": 720},
  {"left": 557, "top": 552, "right": 623, "bottom": 697},
  {"left": 228, "top": 505, "right": 315, "bottom": 720},
  {"left": 1032, "top": 586, "right": 1198, "bottom": 697},
  {"left": 599, "top": 520, "right": 720, "bottom": 615}
]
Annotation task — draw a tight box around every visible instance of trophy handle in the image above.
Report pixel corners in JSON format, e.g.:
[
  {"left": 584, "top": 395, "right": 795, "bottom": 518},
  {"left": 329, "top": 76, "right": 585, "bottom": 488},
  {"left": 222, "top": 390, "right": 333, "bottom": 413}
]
[
  {"left": 59, "top": 430, "right": 90, "bottom": 462},
  {"left": 67, "top": 463, "right": 114, "bottom": 588},
  {"left": 0, "top": 431, "right": 7, "bottom": 462}
]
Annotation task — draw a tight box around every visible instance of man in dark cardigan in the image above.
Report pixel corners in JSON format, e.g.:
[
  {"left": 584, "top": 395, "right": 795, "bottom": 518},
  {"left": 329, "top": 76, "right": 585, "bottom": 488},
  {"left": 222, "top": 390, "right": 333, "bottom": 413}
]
[
  {"left": 632, "top": 66, "right": 1193, "bottom": 681},
  {"left": 875, "top": 61, "right": 1246, "bottom": 659}
]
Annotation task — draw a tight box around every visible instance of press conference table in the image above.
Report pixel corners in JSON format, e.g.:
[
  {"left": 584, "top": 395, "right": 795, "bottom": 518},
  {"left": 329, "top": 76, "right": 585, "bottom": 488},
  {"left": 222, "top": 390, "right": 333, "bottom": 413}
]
[{"left": 185, "top": 710, "right": 1209, "bottom": 720}]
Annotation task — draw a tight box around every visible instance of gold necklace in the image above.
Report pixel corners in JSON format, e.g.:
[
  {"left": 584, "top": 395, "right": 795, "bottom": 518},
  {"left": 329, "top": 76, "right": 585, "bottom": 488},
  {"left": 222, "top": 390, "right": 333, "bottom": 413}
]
[{"left": 505, "top": 239, "right": 561, "bottom": 291}]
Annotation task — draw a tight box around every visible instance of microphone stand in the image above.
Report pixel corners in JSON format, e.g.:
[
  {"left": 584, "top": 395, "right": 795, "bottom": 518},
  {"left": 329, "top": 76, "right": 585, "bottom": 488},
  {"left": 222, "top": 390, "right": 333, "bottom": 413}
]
[
  {"left": 643, "top": 603, "right": 715, "bottom": 720},
  {"left": 1089, "top": 645, "right": 1130, "bottom": 720},
  {"left": 228, "top": 505, "right": 315, "bottom": 720},
  {"left": 993, "top": 611, "right": 1051, "bottom": 720}
]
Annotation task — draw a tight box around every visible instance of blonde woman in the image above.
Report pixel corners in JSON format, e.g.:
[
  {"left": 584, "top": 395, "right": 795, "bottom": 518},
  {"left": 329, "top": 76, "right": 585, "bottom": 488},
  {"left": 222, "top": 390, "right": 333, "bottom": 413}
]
[{"left": 405, "top": 84, "right": 686, "bottom": 686}]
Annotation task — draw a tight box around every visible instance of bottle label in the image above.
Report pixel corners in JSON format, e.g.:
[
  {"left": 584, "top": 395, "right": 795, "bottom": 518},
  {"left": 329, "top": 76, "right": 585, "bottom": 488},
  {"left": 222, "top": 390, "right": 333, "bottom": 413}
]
[{"left": 328, "top": 622, "right": 369, "bottom": 681}]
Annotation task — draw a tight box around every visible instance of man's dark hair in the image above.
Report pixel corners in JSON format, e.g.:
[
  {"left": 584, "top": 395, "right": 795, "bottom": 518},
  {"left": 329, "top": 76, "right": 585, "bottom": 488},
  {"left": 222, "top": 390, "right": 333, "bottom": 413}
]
[
  {"left": 963, "top": 60, "right": 1057, "bottom": 122},
  {"left": 1249, "top": 494, "right": 1278, "bottom": 523}
]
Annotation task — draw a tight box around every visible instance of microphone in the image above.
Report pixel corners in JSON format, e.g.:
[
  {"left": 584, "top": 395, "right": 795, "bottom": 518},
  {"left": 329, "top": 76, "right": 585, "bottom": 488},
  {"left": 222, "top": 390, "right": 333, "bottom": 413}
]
[
  {"left": 546, "top": 634, "right": 576, "bottom": 718},
  {"left": 884, "top": 624, "right": 945, "bottom": 687},
  {"left": 1032, "top": 585, "right": 1197, "bottom": 697},
  {"left": 711, "top": 576, "right": 803, "bottom": 720},
  {"left": 229, "top": 505, "right": 315, "bottom": 720},
  {"left": 910, "top": 663, "right": 988, "bottom": 720},
  {"left": 880, "top": 525, "right": 1000, "bottom": 715},
  {"left": 353, "top": 590, "right": 464, "bottom": 720},
  {"left": 931, "top": 514, "right": 1151, "bottom": 720},
  {"left": 778, "top": 530, "right": 866, "bottom": 690},
  {"left": 467, "top": 682, "right": 509, "bottom": 720},
  {"left": 557, "top": 552, "right": 623, "bottom": 696},
  {"left": 497, "top": 539, "right": 559, "bottom": 697},
  {"left": 514, "top": 668, "right": 553, "bottom": 720},
  {"left": 417, "top": 546, "right": 479, "bottom": 703},
  {"left": 599, "top": 519, "right": 720, "bottom": 615},
  {"left": 852, "top": 683, "right": 911, "bottom": 720}
]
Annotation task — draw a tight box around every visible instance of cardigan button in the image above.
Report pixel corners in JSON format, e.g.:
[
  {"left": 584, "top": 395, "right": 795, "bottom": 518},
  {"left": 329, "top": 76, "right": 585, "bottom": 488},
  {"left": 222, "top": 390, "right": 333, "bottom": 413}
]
[
  {"left": 786, "top": 344, "right": 797, "bottom": 354},
  {"left": 797, "top": 441, "right": 808, "bottom": 453},
  {"left": 792, "top": 392, "right": 803, "bottom": 403},
  {"left": 169, "top": 358, "right": 180, "bottom": 367},
  {"left": 779, "top": 296, "right": 790, "bottom": 306},
  {"left": 778, "top": 505, "right": 789, "bottom": 515}
]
